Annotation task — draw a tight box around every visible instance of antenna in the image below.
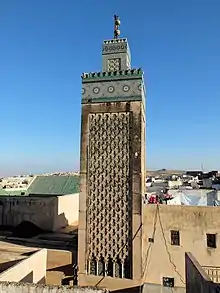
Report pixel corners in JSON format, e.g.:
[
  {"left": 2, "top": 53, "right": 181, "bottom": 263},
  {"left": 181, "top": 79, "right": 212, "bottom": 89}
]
[{"left": 201, "top": 164, "right": 204, "bottom": 172}]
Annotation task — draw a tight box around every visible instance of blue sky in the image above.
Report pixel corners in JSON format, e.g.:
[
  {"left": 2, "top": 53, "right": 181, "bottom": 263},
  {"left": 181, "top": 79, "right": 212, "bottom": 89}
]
[{"left": 0, "top": 0, "right": 220, "bottom": 176}]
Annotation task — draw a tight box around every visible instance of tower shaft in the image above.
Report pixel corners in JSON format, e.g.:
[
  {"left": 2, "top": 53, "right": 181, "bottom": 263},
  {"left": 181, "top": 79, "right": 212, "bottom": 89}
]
[{"left": 78, "top": 17, "right": 146, "bottom": 290}]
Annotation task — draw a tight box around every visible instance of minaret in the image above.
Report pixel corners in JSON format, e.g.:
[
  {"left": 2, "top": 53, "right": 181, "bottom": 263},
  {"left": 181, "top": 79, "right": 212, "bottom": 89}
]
[
  {"left": 102, "top": 15, "right": 131, "bottom": 72},
  {"left": 78, "top": 16, "right": 146, "bottom": 290}
]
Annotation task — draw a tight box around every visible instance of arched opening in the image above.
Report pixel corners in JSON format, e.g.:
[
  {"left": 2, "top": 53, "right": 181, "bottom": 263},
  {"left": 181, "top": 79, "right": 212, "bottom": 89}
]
[
  {"left": 98, "top": 256, "right": 105, "bottom": 276},
  {"left": 89, "top": 254, "right": 97, "bottom": 275},
  {"left": 107, "top": 257, "right": 113, "bottom": 277},
  {"left": 115, "top": 257, "right": 122, "bottom": 278},
  {"left": 123, "top": 256, "right": 131, "bottom": 279},
  {"left": 13, "top": 221, "right": 43, "bottom": 238}
]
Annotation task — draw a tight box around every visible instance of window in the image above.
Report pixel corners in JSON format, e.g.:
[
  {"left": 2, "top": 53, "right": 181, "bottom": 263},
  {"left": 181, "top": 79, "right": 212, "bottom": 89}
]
[
  {"left": 170, "top": 230, "right": 180, "bottom": 246},
  {"left": 207, "top": 234, "right": 216, "bottom": 248},
  {"left": 163, "top": 277, "right": 174, "bottom": 287}
]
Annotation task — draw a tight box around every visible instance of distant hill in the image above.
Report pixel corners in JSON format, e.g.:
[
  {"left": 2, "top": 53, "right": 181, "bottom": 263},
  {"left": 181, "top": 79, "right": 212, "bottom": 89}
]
[
  {"left": 156, "top": 169, "right": 167, "bottom": 173},
  {"left": 146, "top": 169, "right": 185, "bottom": 177}
]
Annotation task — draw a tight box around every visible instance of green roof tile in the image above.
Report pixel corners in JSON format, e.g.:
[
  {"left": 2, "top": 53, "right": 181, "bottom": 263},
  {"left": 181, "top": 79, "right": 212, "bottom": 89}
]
[
  {"left": 27, "top": 175, "right": 80, "bottom": 196},
  {"left": 0, "top": 189, "right": 9, "bottom": 196},
  {"left": 0, "top": 188, "right": 27, "bottom": 196}
]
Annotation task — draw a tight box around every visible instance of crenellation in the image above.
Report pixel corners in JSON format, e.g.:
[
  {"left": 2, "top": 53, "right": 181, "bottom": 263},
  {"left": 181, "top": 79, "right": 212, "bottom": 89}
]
[
  {"left": 103, "top": 39, "right": 127, "bottom": 44},
  {"left": 81, "top": 69, "right": 143, "bottom": 80}
]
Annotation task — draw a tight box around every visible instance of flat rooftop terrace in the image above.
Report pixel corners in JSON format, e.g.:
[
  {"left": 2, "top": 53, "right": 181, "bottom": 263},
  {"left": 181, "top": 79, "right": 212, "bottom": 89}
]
[{"left": 0, "top": 241, "right": 37, "bottom": 273}]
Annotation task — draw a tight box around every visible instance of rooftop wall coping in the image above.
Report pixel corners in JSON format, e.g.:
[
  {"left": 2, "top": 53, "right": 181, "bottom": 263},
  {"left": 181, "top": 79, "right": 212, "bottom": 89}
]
[
  {"left": 185, "top": 252, "right": 211, "bottom": 281},
  {"left": 0, "top": 281, "right": 109, "bottom": 292},
  {"left": 0, "top": 249, "right": 47, "bottom": 278}
]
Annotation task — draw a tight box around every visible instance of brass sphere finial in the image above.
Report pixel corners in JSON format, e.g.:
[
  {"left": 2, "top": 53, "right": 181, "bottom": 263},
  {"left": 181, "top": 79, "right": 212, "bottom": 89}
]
[{"left": 114, "top": 15, "right": 121, "bottom": 39}]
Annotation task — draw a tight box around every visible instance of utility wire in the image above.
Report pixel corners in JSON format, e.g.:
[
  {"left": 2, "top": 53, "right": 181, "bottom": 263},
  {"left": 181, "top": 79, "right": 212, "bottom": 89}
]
[
  {"left": 83, "top": 192, "right": 185, "bottom": 288},
  {"left": 94, "top": 222, "right": 143, "bottom": 287},
  {"left": 157, "top": 205, "right": 185, "bottom": 285},
  {"left": 93, "top": 199, "right": 156, "bottom": 288},
  {"left": 141, "top": 204, "right": 158, "bottom": 279}
]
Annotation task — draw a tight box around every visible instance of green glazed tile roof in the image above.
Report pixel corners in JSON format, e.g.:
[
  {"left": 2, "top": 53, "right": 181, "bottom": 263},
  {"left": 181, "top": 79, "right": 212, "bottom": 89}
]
[
  {"left": 27, "top": 175, "right": 80, "bottom": 196},
  {"left": 0, "top": 189, "right": 10, "bottom": 196},
  {"left": 0, "top": 188, "right": 27, "bottom": 196}
]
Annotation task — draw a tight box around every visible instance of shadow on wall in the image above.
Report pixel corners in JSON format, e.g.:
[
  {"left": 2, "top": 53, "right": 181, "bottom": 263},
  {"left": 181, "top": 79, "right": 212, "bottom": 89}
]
[
  {"left": 111, "top": 285, "right": 143, "bottom": 293},
  {"left": 20, "top": 271, "right": 45, "bottom": 284},
  {"left": 185, "top": 252, "right": 220, "bottom": 292},
  {"left": 46, "top": 249, "right": 75, "bottom": 274},
  {"left": 20, "top": 271, "right": 33, "bottom": 283},
  {"left": 47, "top": 264, "right": 73, "bottom": 276},
  {"left": 0, "top": 260, "right": 24, "bottom": 274},
  {"left": 54, "top": 212, "right": 69, "bottom": 231}
]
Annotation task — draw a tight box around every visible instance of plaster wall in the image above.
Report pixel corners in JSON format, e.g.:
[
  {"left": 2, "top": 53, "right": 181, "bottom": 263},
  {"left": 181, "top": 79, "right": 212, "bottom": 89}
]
[
  {"left": 0, "top": 249, "right": 47, "bottom": 284},
  {"left": 142, "top": 204, "right": 220, "bottom": 287},
  {"left": 0, "top": 194, "right": 79, "bottom": 232},
  {"left": 53, "top": 194, "right": 79, "bottom": 231},
  {"left": 0, "top": 197, "right": 55, "bottom": 230},
  {"left": 47, "top": 249, "right": 72, "bottom": 271}
]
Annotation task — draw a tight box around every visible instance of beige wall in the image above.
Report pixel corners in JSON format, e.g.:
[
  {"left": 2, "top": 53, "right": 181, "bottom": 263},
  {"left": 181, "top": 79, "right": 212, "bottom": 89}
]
[
  {"left": 0, "top": 197, "right": 55, "bottom": 231},
  {"left": 0, "top": 194, "right": 79, "bottom": 232},
  {"left": 47, "top": 249, "right": 72, "bottom": 271},
  {"left": 168, "top": 180, "right": 183, "bottom": 188},
  {"left": 142, "top": 204, "right": 220, "bottom": 287},
  {"left": 53, "top": 194, "right": 79, "bottom": 231},
  {"left": 0, "top": 249, "right": 47, "bottom": 283},
  {"left": 46, "top": 249, "right": 73, "bottom": 285}
]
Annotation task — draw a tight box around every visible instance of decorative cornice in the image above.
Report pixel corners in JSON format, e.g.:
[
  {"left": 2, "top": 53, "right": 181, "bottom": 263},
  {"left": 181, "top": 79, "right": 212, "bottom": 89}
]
[
  {"left": 81, "top": 68, "right": 143, "bottom": 80},
  {"left": 82, "top": 95, "right": 143, "bottom": 104}
]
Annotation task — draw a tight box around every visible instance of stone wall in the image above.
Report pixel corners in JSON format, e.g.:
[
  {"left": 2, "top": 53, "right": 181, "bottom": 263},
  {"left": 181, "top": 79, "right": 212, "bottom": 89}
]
[
  {"left": 0, "top": 249, "right": 47, "bottom": 283},
  {"left": 0, "top": 194, "right": 79, "bottom": 232},
  {"left": 0, "top": 197, "right": 55, "bottom": 230},
  {"left": 0, "top": 283, "right": 108, "bottom": 293},
  {"left": 78, "top": 101, "right": 145, "bottom": 290}
]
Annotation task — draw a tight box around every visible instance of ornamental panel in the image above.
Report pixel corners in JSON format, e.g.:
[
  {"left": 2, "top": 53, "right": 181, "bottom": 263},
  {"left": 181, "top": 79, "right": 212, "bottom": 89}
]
[
  {"left": 107, "top": 58, "right": 121, "bottom": 71},
  {"left": 87, "top": 112, "right": 132, "bottom": 278}
]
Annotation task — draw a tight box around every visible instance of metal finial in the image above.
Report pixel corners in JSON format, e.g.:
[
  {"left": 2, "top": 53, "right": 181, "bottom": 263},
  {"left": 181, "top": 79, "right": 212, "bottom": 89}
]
[{"left": 114, "top": 15, "right": 121, "bottom": 39}]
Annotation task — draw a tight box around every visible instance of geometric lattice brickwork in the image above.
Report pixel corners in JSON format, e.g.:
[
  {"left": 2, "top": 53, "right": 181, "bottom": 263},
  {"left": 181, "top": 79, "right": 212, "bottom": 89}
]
[
  {"left": 107, "top": 58, "right": 121, "bottom": 71},
  {"left": 87, "top": 112, "right": 132, "bottom": 278}
]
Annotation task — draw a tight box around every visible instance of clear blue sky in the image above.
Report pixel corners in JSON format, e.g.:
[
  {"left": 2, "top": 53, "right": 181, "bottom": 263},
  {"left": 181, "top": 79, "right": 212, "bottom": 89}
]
[{"left": 0, "top": 0, "right": 220, "bottom": 176}]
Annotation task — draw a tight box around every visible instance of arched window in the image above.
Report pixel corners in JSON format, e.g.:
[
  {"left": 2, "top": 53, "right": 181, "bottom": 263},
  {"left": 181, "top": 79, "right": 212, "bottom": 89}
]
[
  {"left": 89, "top": 255, "right": 97, "bottom": 275},
  {"left": 123, "top": 256, "right": 131, "bottom": 279},
  {"left": 106, "top": 257, "right": 113, "bottom": 277},
  {"left": 98, "top": 256, "right": 105, "bottom": 276},
  {"left": 115, "top": 257, "right": 122, "bottom": 278}
]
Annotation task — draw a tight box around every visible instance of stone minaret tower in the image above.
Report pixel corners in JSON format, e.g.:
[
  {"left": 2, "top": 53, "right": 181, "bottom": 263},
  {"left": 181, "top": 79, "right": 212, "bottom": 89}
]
[{"left": 78, "top": 16, "right": 146, "bottom": 290}]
